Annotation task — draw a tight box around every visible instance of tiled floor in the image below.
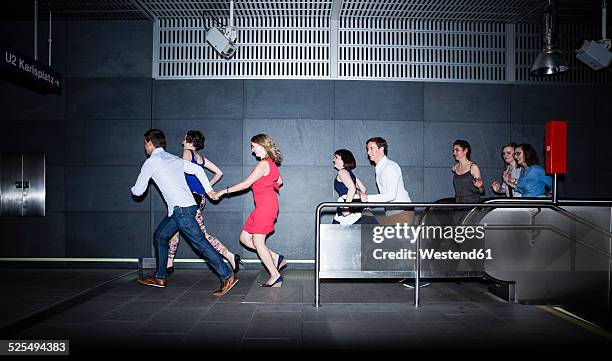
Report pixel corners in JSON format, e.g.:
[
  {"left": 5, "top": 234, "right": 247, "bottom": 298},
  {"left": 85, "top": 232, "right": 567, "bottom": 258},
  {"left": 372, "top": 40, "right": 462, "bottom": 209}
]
[
  {"left": 1, "top": 268, "right": 611, "bottom": 354},
  {"left": 0, "top": 268, "right": 137, "bottom": 328}
]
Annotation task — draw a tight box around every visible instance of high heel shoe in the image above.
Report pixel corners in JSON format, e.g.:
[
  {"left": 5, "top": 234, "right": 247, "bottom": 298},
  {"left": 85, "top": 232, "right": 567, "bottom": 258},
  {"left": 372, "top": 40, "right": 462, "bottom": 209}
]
[
  {"left": 276, "top": 254, "right": 287, "bottom": 271},
  {"left": 166, "top": 266, "right": 174, "bottom": 275},
  {"left": 260, "top": 275, "right": 283, "bottom": 288},
  {"left": 232, "top": 254, "right": 243, "bottom": 274}
]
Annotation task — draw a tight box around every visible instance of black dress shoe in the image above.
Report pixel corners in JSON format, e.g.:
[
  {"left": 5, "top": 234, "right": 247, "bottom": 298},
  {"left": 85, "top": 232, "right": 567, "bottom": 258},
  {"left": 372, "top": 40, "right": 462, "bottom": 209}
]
[
  {"left": 233, "top": 254, "right": 243, "bottom": 274},
  {"left": 166, "top": 266, "right": 174, "bottom": 275}
]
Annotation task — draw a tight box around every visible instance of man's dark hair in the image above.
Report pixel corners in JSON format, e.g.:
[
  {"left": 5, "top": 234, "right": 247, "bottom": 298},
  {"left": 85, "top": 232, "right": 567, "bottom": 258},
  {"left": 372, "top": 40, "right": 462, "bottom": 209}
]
[
  {"left": 517, "top": 143, "right": 539, "bottom": 166},
  {"left": 185, "top": 130, "right": 205, "bottom": 150},
  {"left": 334, "top": 149, "right": 357, "bottom": 170},
  {"left": 366, "top": 137, "right": 388, "bottom": 156},
  {"left": 453, "top": 139, "right": 471, "bottom": 160},
  {"left": 144, "top": 129, "right": 166, "bottom": 149}
]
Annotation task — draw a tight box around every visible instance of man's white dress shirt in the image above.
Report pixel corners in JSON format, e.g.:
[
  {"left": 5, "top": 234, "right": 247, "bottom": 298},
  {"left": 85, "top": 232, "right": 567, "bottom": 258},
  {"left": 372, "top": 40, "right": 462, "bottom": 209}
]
[
  {"left": 368, "top": 156, "right": 411, "bottom": 213},
  {"left": 131, "top": 148, "right": 213, "bottom": 216}
]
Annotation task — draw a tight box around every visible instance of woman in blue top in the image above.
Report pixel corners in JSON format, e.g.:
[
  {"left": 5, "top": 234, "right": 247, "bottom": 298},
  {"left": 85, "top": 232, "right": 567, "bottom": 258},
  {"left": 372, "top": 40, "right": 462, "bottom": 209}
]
[
  {"left": 332, "top": 149, "right": 366, "bottom": 224},
  {"left": 508, "top": 143, "right": 552, "bottom": 197},
  {"left": 167, "top": 130, "right": 242, "bottom": 274}
]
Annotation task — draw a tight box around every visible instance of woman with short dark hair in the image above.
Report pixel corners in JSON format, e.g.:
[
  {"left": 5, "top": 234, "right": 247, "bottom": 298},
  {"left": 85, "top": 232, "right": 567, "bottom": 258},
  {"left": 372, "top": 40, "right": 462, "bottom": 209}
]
[
  {"left": 332, "top": 149, "right": 366, "bottom": 224},
  {"left": 508, "top": 143, "right": 552, "bottom": 197},
  {"left": 166, "top": 130, "right": 242, "bottom": 275}
]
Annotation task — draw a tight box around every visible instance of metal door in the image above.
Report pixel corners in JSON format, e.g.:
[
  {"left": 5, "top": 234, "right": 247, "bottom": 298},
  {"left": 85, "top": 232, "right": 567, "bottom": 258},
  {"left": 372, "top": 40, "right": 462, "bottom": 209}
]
[
  {"left": 22, "top": 153, "right": 45, "bottom": 216},
  {"left": 0, "top": 152, "right": 46, "bottom": 216},
  {"left": 1, "top": 153, "right": 23, "bottom": 216}
]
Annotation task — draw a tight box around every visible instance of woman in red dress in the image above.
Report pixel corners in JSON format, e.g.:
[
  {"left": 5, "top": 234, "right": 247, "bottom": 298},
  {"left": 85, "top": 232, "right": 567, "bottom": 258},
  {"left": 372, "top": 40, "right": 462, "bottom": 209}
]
[{"left": 213, "top": 134, "right": 285, "bottom": 287}]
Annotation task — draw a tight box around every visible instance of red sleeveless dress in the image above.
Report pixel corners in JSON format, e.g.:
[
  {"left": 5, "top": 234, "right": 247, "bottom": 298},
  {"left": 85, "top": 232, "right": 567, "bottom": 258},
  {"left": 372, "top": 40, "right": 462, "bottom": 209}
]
[{"left": 243, "top": 158, "right": 280, "bottom": 235}]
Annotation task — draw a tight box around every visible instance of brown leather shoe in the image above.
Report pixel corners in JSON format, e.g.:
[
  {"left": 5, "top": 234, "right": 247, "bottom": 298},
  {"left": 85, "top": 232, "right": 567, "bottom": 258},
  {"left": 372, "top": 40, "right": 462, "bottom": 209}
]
[
  {"left": 212, "top": 274, "right": 238, "bottom": 297},
  {"left": 138, "top": 276, "right": 166, "bottom": 288}
]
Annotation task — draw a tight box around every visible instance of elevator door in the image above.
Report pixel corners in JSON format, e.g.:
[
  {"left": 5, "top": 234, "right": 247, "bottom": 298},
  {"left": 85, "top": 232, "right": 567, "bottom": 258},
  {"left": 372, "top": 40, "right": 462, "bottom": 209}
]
[{"left": 0, "top": 152, "right": 46, "bottom": 217}]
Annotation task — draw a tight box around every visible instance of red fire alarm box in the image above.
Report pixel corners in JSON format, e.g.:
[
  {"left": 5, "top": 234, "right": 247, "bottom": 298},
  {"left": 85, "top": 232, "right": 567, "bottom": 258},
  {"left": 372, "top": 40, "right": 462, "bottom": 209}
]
[{"left": 545, "top": 120, "right": 567, "bottom": 175}]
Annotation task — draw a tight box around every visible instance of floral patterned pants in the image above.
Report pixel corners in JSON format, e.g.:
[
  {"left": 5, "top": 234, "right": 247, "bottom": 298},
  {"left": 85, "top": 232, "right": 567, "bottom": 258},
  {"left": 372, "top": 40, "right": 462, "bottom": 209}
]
[{"left": 167, "top": 196, "right": 232, "bottom": 264}]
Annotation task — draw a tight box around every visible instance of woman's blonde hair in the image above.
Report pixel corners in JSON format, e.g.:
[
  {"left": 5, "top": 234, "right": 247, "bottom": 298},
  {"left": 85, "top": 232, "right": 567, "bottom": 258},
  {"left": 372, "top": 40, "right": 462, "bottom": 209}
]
[{"left": 251, "top": 134, "right": 282, "bottom": 165}]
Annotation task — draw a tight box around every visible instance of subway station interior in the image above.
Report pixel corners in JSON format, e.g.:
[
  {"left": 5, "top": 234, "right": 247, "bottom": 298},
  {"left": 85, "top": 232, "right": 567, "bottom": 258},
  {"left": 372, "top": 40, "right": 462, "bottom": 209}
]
[{"left": 1, "top": 0, "right": 612, "bottom": 355}]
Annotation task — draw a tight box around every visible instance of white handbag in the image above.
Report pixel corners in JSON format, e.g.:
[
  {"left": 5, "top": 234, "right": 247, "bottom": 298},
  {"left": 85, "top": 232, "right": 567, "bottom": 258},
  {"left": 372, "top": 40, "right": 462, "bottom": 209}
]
[{"left": 332, "top": 195, "right": 362, "bottom": 225}]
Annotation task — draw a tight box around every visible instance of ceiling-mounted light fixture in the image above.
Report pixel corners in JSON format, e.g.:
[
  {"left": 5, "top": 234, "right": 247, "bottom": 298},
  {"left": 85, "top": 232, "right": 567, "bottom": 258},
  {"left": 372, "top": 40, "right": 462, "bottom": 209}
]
[{"left": 531, "top": 0, "right": 569, "bottom": 76}]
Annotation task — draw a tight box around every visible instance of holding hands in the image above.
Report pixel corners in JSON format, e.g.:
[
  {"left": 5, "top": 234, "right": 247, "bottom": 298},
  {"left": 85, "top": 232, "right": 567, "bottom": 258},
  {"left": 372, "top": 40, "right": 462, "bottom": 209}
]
[
  {"left": 207, "top": 191, "right": 220, "bottom": 201},
  {"left": 208, "top": 187, "right": 229, "bottom": 201}
]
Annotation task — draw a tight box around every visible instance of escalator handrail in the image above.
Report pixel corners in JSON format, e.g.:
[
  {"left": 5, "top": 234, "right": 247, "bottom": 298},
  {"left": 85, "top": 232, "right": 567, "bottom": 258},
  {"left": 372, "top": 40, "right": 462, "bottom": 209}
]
[
  {"left": 481, "top": 198, "right": 612, "bottom": 239},
  {"left": 485, "top": 224, "right": 612, "bottom": 259}
]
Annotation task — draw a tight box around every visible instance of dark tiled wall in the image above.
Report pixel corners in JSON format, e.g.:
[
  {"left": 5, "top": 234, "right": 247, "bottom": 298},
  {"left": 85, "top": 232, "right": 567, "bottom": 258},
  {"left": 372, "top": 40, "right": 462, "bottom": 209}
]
[
  {"left": 0, "top": 21, "right": 154, "bottom": 258},
  {"left": 153, "top": 79, "right": 611, "bottom": 262},
  {"left": 0, "top": 20, "right": 610, "bottom": 260}
]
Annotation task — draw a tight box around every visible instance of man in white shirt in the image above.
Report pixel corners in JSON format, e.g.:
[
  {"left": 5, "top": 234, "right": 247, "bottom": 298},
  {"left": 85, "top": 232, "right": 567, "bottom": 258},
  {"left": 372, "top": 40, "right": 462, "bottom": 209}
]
[
  {"left": 360, "top": 137, "right": 428, "bottom": 288},
  {"left": 131, "top": 129, "right": 237, "bottom": 296},
  {"left": 360, "top": 137, "right": 414, "bottom": 225}
]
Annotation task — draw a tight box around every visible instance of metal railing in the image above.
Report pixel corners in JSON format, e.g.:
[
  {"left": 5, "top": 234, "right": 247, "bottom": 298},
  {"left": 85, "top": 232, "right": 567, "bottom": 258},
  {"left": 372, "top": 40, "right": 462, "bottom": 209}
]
[
  {"left": 479, "top": 198, "right": 612, "bottom": 239},
  {"left": 314, "top": 199, "right": 612, "bottom": 307}
]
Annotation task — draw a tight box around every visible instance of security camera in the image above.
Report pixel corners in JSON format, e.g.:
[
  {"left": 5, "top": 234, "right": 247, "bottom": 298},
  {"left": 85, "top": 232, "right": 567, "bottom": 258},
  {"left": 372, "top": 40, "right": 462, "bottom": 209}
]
[
  {"left": 576, "top": 0, "right": 612, "bottom": 70},
  {"left": 576, "top": 40, "right": 612, "bottom": 70},
  {"left": 206, "top": 26, "right": 237, "bottom": 59},
  {"left": 204, "top": 0, "right": 237, "bottom": 59}
]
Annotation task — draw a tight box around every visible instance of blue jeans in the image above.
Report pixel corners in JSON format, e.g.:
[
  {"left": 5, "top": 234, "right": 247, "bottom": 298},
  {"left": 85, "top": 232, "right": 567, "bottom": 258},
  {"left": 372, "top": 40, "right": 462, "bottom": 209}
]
[{"left": 153, "top": 205, "right": 232, "bottom": 281}]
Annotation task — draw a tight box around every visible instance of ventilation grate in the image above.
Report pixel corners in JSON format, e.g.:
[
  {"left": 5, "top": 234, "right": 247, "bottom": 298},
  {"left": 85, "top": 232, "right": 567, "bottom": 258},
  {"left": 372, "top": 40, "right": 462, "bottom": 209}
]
[
  {"left": 154, "top": 10, "right": 610, "bottom": 83},
  {"left": 156, "top": 17, "right": 330, "bottom": 79},
  {"left": 338, "top": 18, "right": 506, "bottom": 81}
]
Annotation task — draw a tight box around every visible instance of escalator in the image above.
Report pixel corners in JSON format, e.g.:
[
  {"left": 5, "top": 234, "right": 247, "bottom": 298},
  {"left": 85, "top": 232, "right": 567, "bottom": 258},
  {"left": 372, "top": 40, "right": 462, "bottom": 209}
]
[
  {"left": 317, "top": 198, "right": 612, "bottom": 328},
  {"left": 418, "top": 198, "right": 612, "bottom": 328}
]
